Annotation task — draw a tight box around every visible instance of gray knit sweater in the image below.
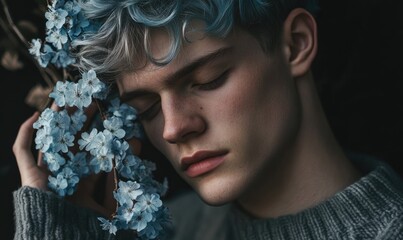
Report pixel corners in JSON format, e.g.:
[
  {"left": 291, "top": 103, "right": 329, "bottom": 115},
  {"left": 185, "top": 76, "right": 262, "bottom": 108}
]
[{"left": 13, "top": 154, "right": 403, "bottom": 239}]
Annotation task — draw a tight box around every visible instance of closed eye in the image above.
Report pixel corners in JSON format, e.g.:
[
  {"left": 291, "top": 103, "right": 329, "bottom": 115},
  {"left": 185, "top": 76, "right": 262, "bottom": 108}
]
[{"left": 194, "top": 70, "right": 230, "bottom": 91}]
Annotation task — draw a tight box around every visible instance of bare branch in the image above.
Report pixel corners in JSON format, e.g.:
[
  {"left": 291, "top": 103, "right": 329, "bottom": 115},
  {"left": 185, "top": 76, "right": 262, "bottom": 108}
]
[{"left": 1, "top": 0, "right": 30, "bottom": 48}]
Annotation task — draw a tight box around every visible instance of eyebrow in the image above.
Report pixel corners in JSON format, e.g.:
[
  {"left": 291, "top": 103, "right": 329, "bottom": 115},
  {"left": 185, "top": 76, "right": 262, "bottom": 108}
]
[{"left": 120, "top": 46, "right": 233, "bottom": 102}]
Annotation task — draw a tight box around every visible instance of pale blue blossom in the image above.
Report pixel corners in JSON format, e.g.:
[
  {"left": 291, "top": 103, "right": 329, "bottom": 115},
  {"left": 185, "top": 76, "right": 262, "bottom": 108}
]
[
  {"left": 43, "top": 152, "right": 66, "bottom": 172},
  {"left": 63, "top": 0, "right": 80, "bottom": 15},
  {"left": 134, "top": 193, "right": 162, "bottom": 214},
  {"left": 116, "top": 203, "right": 135, "bottom": 224},
  {"left": 51, "top": 0, "right": 65, "bottom": 9},
  {"left": 34, "top": 128, "right": 53, "bottom": 153},
  {"left": 53, "top": 110, "right": 71, "bottom": 131},
  {"left": 32, "top": 0, "right": 172, "bottom": 236},
  {"left": 68, "top": 12, "right": 90, "bottom": 38},
  {"left": 58, "top": 167, "right": 80, "bottom": 195},
  {"left": 38, "top": 44, "right": 54, "bottom": 67},
  {"left": 45, "top": 8, "right": 68, "bottom": 30},
  {"left": 87, "top": 130, "right": 113, "bottom": 155},
  {"left": 70, "top": 109, "right": 87, "bottom": 134},
  {"left": 138, "top": 220, "right": 163, "bottom": 239},
  {"left": 49, "top": 81, "right": 68, "bottom": 107},
  {"left": 89, "top": 146, "right": 114, "bottom": 173},
  {"left": 33, "top": 108, "right": 55, "bottom": 130},
  {"left": 112, "top": 139, "right": 130, "bottom": 162},
  {"left": 46, "top": 28, "right": 68, "bottom": 49},
  {"left": 103, "top": 117, "right": 125, "bottom": 139},
  {"left": 48, "top": 174, "right": 68, "bottom": 196},
  {"left": 98, "top": 217, "right": 118, "bottom": 235},
  {"left": 29, "top": 39, "right": 42, "bottom": 57},
  {"left": 65, "top": 81, "right": 92, "bottom": 109},
  {"left": 48, "top": 167, "right": 79, "bottom": 197},
  {"left": 78, "top": 128, "right": 98, "bottom": 151},
  {"left": 79, "top": 69, "right": 105, "bottom": 96},
  {"left": 129, "top": 211, "right": 152, "bottom": 232},
  {"left": 116, "top": 154, "right": 141, "bottom": 179},
  {"left": 51, "top": 48, "right": 75, "bottom": 68},
  {"left": 106, "top": 98, "right": 141, "bottom": 139},
  {"left": 66, "top": 151, "right": 89, "bottom": 177},
  {"left": 138, "top": 207, "right": 171, "bottom": 239},
  {"left": 114, "top": 180, "right": 143, "bottom": 206},
  {"left": 52, "top": 130, "right": 74, "bottom": 153}
]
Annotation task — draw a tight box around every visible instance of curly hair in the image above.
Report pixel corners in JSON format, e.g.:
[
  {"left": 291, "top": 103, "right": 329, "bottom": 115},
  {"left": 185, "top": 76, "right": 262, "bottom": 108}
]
[{"left": 73, "top": 0, "right": 319, "bottom": 82}]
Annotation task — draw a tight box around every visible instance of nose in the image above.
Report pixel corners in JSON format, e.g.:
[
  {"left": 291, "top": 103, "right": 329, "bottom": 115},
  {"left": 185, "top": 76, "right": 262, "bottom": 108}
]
[{"left": 162, "top": 96, "right": 206, "bottom": 144}]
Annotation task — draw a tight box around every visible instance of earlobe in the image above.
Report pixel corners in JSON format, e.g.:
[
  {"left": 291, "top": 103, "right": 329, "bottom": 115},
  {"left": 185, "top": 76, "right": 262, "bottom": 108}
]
[{"left": 283, "top": 8, "right": 318, "bottom": 77}]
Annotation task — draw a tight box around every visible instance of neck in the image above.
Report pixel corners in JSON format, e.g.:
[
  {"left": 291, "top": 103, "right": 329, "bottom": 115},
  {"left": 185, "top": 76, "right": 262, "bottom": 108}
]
[{"left": 237, "top": 73, "right": 362, "bottom": 218}]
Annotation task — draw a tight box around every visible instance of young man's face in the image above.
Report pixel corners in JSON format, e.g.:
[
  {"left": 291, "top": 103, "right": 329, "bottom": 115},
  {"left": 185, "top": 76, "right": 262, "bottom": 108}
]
[{"left": 117, "top": 27, "right": 302, "bottom": 205}]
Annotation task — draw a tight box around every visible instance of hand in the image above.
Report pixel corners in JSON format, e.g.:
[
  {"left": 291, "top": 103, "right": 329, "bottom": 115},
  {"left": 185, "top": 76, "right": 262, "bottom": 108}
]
[
  {"left": 13, "top": 112, "right": 49, "bottom": 190},
  {"left": 13, "top": 109, "right": 115, "bottom": 217},
  {"left": 13, "top": 105, "right": 143, "bottom": 218}
]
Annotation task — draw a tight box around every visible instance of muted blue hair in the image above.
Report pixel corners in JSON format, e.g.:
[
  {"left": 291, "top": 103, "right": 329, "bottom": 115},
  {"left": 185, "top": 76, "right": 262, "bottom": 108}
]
[{"left": 74, "top": 0, "right": 319, "bottom": 81}]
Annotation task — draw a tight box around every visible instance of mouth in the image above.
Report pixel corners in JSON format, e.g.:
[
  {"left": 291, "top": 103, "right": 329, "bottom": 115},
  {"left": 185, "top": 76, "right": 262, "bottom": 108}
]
[{"left": 180, "top": 150, "right": 228, "bottom": 178}]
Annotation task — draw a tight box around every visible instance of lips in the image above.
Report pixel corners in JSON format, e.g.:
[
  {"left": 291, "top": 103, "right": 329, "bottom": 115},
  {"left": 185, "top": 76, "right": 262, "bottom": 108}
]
[{"left": 180, "top": 150, "right": 228, "bottom": 177}]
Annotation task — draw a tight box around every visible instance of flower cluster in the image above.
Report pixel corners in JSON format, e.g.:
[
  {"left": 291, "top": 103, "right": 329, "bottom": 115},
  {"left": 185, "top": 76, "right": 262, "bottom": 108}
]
[
  {"left": 29, "top": 0, "right": 99, "bottom": 68},
  {"left": 28, "top": 0, "right": 171, "bottom": 238}
]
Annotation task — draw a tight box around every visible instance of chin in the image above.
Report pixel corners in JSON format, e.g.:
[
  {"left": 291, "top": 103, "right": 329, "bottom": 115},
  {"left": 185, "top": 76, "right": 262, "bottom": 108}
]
[{"left": 192, "top": 175, "right": 244, "bottom": 206}]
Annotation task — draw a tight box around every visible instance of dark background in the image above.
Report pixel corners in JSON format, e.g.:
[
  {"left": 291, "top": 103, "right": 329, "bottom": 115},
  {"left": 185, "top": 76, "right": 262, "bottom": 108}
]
[{"left": 1, "top": 0, "right": 403, "bottom": 239}]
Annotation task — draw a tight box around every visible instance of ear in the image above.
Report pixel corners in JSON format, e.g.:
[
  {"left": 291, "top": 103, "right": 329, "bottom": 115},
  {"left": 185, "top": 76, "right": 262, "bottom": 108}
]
[{"left": 282, "top": 8, "right": 318, "bottom": 77}]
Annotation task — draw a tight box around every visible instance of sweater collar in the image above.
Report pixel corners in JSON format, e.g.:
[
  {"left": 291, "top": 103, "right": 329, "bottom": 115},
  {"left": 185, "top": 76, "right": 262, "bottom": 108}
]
[{"left": 230, "top": 154, "right": 403, "bottom": 240}]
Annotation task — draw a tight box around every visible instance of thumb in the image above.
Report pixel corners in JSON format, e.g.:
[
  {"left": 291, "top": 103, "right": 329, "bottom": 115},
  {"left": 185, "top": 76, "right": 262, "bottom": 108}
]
[{"left": 13, "top": 112, "right": 39, "bottom": 172}]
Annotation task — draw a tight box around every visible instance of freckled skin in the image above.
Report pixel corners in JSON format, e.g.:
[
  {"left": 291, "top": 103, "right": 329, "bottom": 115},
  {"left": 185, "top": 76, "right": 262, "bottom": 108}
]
[
  {"left": 117, "top": 11, "right": 361, "bottom": 218},
  {"left": 118, "top": 28, "right": 301, "bottom": 205}
]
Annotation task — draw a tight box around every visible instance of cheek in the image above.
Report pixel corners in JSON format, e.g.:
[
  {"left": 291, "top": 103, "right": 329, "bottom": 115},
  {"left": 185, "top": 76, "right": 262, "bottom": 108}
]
[{"left": 213, "top": 60, "right": 301, "bottom": 161}]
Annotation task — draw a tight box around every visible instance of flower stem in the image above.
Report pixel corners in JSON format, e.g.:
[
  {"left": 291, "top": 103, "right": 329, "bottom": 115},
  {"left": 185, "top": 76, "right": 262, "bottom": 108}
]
[{"left": 0, "top": 0, "right": 57, "bottom": 88}]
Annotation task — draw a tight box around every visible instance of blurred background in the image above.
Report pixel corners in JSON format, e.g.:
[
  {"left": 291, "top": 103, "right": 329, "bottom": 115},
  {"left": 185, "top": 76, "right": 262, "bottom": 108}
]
[{"left": 1, "top": 0, "right": 403, "bottom": 239}]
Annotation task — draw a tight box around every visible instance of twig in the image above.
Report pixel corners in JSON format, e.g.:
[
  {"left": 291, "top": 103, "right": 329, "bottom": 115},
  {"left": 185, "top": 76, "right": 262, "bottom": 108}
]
[
  {"left": 110, "top": 163, "right": 119, "bottom": 218},
  {"left": 1, "top": 0, "right": 29, "bottom": 48},
  {"left": 93, "top": 98, "right": 119, "bottom": 219},
  {"left": 0, "top": 1, "right": 56, "bottom": 88},
  {"left": 0, "top": 17, "right": 17, "bottom": 43},
  {"left": 94, "top": 98, "right": 107, "bottom": 120}
]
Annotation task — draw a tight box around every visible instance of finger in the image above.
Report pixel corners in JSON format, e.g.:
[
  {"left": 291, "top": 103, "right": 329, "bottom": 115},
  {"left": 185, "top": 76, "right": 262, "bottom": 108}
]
[
  {"left": 13, "top": 112, "right": 40, "bottom": 172},
  {"left": 37, "top": 151, "right": 51, "bottom": 177},
  {"left": 37, "top": 151, "right": 45, "bottom": 167},
  {"left": 50, "top": 101, "right": 60, "bottom": 111}
]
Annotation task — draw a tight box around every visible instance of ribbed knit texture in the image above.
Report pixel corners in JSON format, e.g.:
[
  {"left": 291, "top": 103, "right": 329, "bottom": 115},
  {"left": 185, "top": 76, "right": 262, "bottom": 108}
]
[
  {"left": 13, "top": 154, "right": 403, "bottom": 239},
  {"left": 166, "top": 154, "right": 403, "bottom": 240},
  {"left": 13, "top": 187, "right": 136, "bottom": 240},
  {"left": 230, "top": 157, "right": 403, "bottom": 240}
]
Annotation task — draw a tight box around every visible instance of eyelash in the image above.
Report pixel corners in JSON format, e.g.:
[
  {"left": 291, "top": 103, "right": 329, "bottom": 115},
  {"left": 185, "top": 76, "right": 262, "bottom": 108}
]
[
  {"left": 195, "top": 70, "right": 229, "bottom": 91},
  {"left": 137, "top": 70, "right": 230, "bottom": 121}
]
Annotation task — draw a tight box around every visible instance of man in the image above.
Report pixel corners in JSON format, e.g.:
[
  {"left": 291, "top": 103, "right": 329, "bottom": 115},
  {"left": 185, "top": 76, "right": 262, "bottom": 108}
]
[{"left": 12, "top": 0, "right": 403, "bottom": 239}]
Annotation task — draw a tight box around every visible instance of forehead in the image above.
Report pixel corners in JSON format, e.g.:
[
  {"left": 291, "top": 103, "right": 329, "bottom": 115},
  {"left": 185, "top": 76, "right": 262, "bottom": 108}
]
[
  {"left": 117, "top": 29, "right": 231, "bottom": 92},
  {"left": 116, "top": 26, "right": 273, "bottom": 96}
]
